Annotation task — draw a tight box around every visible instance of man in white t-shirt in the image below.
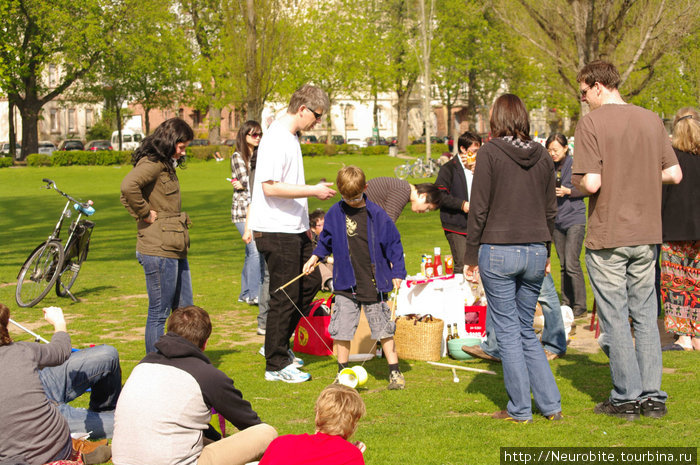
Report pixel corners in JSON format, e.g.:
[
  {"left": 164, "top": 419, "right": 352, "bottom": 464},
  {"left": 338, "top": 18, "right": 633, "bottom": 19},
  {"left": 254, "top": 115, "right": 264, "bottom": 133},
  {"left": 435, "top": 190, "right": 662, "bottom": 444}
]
[{"left": 249, "top": 84, "right": 336, "bottom": 383}]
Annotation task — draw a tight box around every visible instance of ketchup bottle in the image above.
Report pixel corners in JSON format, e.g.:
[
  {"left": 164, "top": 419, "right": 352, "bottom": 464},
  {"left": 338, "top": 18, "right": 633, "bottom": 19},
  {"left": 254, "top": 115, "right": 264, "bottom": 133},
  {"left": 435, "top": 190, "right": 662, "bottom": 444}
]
[{"left": 433, "top": 247, "right": 442, "bottom": 276}]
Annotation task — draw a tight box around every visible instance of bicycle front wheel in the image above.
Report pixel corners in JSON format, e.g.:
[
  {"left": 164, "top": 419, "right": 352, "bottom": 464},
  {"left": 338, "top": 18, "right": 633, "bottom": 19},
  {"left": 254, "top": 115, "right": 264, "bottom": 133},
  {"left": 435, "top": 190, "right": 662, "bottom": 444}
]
[
  {"left": 56, "top": 221, "right": 93, "bottom": 297},
  {"left": 16, "top": 240, "right": 64, "bottom": 307}
]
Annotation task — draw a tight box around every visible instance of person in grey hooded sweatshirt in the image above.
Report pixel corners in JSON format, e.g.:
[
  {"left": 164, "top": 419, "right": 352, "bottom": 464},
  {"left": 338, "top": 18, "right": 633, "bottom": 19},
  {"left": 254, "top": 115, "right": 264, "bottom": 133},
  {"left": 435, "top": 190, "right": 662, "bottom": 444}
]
[{"left": 463, "top": 94, "right": 561, "bottom": 424}]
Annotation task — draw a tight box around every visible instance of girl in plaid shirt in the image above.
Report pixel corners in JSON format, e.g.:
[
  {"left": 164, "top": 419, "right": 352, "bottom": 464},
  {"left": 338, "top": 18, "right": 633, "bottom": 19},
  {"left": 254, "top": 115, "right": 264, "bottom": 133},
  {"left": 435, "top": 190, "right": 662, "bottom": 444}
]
[{"left": 231, "top": 120, "right": 265, "bottom": 308}]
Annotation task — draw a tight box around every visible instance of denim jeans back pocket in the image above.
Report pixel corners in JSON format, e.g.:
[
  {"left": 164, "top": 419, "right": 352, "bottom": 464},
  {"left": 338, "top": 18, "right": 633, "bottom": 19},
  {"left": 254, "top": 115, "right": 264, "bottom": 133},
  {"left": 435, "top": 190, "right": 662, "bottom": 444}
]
[{"left": 486, "top": 246, "right": 518, "bottom": 275}]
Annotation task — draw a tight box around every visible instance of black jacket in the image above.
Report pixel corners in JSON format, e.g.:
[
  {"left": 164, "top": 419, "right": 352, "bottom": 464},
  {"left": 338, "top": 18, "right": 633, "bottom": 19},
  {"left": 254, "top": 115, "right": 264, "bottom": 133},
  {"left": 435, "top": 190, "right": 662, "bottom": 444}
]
[
  {"left": 661, "top": 149, "right": 700, "bottom": 241},
  {"left": 465, "top": 137, "right": 557, "bottom": 265},
  {"left": 436, "top": 156, "right": 469, "bottom": 234}
]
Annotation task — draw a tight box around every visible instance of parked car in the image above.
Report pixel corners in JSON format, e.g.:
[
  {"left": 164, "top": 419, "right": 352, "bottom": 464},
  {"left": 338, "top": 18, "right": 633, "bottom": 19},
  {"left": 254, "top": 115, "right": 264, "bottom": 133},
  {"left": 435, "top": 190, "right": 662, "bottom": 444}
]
[
  {"left": 346, "top": 138, "right": 367, "bottom": 148},
  {"left": 365, "top": 136, "right": 388, "bottom": 146},
  {"left": 318, "top": 135, "right": 345, "bottom": 144},
  {"left": 38, "top": 141, "right": 56, "bottom": 155},
  {"left": 58, "top": 139, "right": 85, "bottom": 151},
  {"left": 386, "top": 136, "right": 398, "bottom": 145},
  {"left": 111, "top": 129, "right": 145, "bottom": 151},
  {"left": 86, "top": 140, "right": 113, "bottom": 151},
  {"left": 223, "top": 139, "right": 236, "bottom": 147},
  {"left": 411, "top": 136, "right": 444, "bottom": 145},
  {"left": 300, "top": 135, "right": 318, "bottom": 144},
  {"left": 1, "top": 142, "right": 22, "bottom": 157},
  {"left": 189, "top": 139, "right": 210, "bottom": 146}
]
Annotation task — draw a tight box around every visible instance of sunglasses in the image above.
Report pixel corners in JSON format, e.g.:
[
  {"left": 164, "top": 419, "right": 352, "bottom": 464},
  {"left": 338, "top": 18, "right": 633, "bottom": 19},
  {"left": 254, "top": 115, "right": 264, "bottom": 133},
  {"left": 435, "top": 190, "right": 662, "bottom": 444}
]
[
  {"left": 307, "top": 107, "right": 322, "bottom": 121},
  {"left": 343, "top": 195, "right": 364, "bottom": 203},
  {"left": 580, "top": 85, "right": 592, "bottom": 98},
  {"left": 247, "top": 132, "right": 262, "bottom": 138}
]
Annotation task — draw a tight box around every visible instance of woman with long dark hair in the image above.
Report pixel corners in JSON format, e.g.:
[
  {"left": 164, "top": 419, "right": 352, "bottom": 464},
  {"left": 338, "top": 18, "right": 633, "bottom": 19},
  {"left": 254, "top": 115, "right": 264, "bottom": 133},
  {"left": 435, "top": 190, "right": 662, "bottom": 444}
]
[
  {"left": 464, "top": 94, "right": 562, "bottom": 422},
  {"left": 231, "top": 121, "right": 265, "bottom": 311},
  {"left": 546, "top": 133, "right": 587, "bottom": 318},
  {"left": 660, "top": 107, "right": 700, "bottom": 351},
  {"left": 120, "top": 117, "right": 194, "bottom": 353}
]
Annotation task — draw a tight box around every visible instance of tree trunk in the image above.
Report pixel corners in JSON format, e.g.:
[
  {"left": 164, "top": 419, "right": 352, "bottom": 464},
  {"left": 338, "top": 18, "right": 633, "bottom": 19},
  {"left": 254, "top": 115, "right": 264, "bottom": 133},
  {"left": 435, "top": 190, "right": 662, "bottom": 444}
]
[
  {"left": 8, "top": 99, "right": 17, "bottom": 159},
  {"left": 419, "top": 0, "right": 431, "bottom": 161},
  {"left": 116, "top": 106, "right": 123, "bottom": 151},
  {"left": 244, "top": 0, "right": 263, "bottom": 122},
  {"left": 208, "top": 105, "right": 221, "bottom": 143},
  {"left": 144, "top": 106, "right": 151, "bottom": 135},
  {"left": 17, "top": 98, "right": 41, "bottom": 161},
  {"left": 372, "top": 87, "right": 379, "bottom": 141},
  {"left": 396, "top": 87, "right": 412, "bottom": 152}
]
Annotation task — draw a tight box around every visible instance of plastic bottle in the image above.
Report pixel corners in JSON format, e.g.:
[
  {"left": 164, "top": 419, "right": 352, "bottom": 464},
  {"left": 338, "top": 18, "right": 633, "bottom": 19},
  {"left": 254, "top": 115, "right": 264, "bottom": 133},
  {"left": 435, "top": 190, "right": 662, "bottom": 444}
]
[
  {"left": 445, "top": 255, "right": 453, "bottom": 275},
  {"left": 420, "top": 254, "right": 427, "bottom": 276},
  {"left": 433, "top": 247, "right": 442, "bottom": 276}
]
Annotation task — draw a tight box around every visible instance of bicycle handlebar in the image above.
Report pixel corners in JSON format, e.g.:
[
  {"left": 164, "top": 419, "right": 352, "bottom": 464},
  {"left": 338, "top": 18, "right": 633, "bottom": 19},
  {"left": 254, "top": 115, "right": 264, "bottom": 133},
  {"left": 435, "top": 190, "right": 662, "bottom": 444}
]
[{"left": 41, "top": 178, "right": 95, "bottom": 215}]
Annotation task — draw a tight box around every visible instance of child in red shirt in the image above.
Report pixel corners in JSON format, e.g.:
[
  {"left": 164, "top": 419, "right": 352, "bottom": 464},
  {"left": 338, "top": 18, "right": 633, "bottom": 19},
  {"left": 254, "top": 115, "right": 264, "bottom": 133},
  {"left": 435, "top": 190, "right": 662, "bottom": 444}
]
[{"left": 259, "top": 385, "right": 366, "bottom": 465}]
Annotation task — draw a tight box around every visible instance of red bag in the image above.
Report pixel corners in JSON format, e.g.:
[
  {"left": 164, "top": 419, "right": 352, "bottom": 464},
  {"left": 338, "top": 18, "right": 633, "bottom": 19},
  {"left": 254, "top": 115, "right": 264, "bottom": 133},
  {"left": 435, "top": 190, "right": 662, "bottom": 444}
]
[{"left": 293, "top": 295, "right": 334, "bottom": 356}]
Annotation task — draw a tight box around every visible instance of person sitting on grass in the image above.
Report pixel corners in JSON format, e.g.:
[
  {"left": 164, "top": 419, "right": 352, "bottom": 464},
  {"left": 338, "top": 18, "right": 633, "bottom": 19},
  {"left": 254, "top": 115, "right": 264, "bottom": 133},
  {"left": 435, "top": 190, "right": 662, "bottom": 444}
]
[
  {"left": 258, "top": 384, "right": 367, "bottom": 465},
  {"left": 112, "top": 305, "right": 277, "bottom": 465},
  {"left": 0, "top": 304, "right": 119, "bottom": 465},
  {"left": 303, "top": 165, "right": 407, "bottom": 390}
]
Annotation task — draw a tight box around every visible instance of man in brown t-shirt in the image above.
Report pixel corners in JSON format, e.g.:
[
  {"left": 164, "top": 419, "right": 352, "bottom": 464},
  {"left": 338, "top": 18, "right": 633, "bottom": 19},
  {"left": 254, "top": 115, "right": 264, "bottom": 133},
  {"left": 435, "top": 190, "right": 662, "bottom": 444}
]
[{"left": 572, "top": 60, "right": 682, "bottom": 421}]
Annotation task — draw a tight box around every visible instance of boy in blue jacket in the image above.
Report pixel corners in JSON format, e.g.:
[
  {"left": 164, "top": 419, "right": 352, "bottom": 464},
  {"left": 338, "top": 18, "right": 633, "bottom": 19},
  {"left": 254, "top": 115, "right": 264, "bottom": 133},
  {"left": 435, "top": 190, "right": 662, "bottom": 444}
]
[{"left": 303, "top": 166, "right": 407, "bottom": 389}]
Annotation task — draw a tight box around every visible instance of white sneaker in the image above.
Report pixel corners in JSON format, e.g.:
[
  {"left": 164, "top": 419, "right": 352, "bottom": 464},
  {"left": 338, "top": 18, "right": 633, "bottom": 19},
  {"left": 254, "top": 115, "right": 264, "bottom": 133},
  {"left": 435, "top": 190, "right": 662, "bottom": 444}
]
[
  {"left": 258, "top": 346, "right": 303, "bottom": 368},
  {"left": 264, "top": 365, "right": 311, "bottom": 383},
  {"left": 256, "top": 327, "right": 266, "bottom": 336}
]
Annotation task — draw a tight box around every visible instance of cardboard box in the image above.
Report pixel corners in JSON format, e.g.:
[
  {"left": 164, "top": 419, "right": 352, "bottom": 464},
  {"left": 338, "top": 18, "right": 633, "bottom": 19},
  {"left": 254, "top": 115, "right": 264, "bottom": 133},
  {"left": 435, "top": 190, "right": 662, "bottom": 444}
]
[{"left": 333, "top": 308, "right": 376, "bottom": 361}]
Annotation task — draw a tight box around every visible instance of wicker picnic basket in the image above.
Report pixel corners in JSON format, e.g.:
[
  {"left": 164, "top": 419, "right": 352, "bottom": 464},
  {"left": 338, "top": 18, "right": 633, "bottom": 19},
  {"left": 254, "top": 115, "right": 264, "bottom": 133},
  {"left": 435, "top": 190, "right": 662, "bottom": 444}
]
[{"left": 394, "top": 314, "right": 444, "bottom": 361}]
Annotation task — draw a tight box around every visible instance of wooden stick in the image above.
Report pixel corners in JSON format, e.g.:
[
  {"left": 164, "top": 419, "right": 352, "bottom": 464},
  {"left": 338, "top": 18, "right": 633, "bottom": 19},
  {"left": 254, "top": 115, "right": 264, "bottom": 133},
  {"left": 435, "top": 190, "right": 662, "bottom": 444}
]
[
  {"left": 274, "top": 261, "right": 320, "bottom": 293},
  {"left": 427, "top": 360, "right": 497, "bottom": 375}
]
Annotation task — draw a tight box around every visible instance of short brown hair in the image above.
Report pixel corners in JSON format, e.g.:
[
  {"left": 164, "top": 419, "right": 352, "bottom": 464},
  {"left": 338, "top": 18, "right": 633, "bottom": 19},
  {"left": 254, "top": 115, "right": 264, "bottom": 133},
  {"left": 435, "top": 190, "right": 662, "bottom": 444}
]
[
  {"left": 315, "top": 384, "right": 366, "bottom": 439},
  {"left": 489, "top": 94, "right": 530, "bottom": 141},
  {"left": 336, "top": 165, "right": 366, "bottom": 200},
  {"left": 577, "top": 60, "right": 621, "bottom": 90},
  {"left": 672, "top": 107, "right": 700, "bottom": 155},
  {"left": 167, "top": 306, "right": 212, "bottom": 349},
  {"left": 288, "top": 84, "right": 330, "bottom": 115},
  {"left": 0, "top": 303, "right": 12, "bottom": 346}
]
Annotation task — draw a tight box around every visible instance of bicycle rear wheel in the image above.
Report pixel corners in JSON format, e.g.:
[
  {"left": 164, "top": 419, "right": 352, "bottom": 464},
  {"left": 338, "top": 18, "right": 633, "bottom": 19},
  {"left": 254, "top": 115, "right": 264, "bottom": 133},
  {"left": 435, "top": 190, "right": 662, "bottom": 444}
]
[
  {"left": 394, "top": 164, "right": 410, "bottom": 180},
  {"left": 56, "top": 221, "right": 93, "bottom": 297},
  {"left": 16, "top": 240, "right": 64, "bottom": 307}
]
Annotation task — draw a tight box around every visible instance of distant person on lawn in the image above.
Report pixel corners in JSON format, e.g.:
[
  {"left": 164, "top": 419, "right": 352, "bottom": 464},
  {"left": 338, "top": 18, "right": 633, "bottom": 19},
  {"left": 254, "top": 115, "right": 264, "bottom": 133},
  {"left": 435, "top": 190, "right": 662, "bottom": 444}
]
[
  {"left": 259, "top": 384, "right": 367, "bottom": 465},
  {"left": 304, "top": 166, "right": 407, "bottom": 390},
  {"left": 112, "top": 306, "right": 277, "bottom": 465}
]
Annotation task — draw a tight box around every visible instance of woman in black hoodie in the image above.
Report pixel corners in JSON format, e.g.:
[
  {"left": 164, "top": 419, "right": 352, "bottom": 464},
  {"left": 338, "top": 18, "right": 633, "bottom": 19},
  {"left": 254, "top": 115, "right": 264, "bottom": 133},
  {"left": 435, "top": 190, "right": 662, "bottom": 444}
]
[{"left": 464, "top": 94, "right": 561, "bottom": 423}]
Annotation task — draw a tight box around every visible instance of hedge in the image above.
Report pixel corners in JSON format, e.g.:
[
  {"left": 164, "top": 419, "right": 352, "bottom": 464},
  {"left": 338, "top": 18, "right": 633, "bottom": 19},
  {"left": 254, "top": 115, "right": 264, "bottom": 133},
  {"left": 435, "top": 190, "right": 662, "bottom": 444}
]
[
  {"left": 406, "top": 143, "right": 449, "bottom": 155},
  {"left": 51, "top": 150, "right": 133, "bottom": 166},
  {"left": 299, "top": 143, "right": 389, "bottom": 157},
  {"left": 186, "top": 145, "right": 234, "bottom": 161},
  {"left": 0, "top": 157, "right": 13, "bottom": 168},
  {"left": 26, "top": 154, "right": 53, "bottom": 166}
]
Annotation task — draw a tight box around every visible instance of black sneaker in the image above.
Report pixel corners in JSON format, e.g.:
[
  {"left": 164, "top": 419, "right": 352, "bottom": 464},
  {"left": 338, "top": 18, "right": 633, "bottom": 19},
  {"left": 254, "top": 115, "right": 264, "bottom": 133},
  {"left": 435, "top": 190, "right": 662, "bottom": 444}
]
[
  {"left": 640, "top": 398, "right": 667, "bottom": 418},
  {"left": 594, "top": 399, "right": 640, "bottom": 421}
]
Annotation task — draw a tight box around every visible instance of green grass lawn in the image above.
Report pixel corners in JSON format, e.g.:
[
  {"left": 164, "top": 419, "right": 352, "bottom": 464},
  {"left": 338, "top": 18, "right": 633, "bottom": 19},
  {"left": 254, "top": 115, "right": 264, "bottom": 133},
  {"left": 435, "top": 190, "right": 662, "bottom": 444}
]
[{"left": 0, "top": 156, "right": 697, "bottom": 464}]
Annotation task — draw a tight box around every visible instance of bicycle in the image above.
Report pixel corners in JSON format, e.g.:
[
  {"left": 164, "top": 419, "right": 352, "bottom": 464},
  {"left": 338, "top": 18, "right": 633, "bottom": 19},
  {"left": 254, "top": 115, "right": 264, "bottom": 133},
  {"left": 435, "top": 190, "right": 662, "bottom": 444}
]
[
  {"left": 394, "top": 157, "right": 440, "bottom": 179},
  {"left": 16, "top": 178, "right": 96, "bottom": 307}
]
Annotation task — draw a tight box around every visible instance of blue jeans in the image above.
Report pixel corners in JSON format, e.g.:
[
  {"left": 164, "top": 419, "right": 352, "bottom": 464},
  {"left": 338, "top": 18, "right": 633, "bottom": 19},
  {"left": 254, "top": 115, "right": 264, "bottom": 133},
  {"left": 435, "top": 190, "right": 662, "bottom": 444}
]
[
  {"left": 539, "top": 273, "right": 567, "bottom": 355},
  {"left": 39, "top": 345, "right": 122, "bottom": 438},
  {"left": 235, "top": 222, "right": 265, "bottom": 301},
  {"left": 481, "top": 272, "right": 567, "bottom": 357},
  {"left": 585, "top": 245, "right": 667, "bottom": 404},
  {"left": 479, "top": 244, "right": 561, "bottom": 419},
  {"left": 137, "top": 252, "right": 194, "bottom": 353}
]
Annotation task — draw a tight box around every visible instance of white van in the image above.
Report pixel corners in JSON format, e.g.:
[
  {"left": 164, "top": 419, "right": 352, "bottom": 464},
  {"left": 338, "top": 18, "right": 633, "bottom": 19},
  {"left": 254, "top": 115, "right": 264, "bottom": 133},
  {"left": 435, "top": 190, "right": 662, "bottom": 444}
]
[{"left": 111, "top": 129, "right": 145, "bottom": 151}]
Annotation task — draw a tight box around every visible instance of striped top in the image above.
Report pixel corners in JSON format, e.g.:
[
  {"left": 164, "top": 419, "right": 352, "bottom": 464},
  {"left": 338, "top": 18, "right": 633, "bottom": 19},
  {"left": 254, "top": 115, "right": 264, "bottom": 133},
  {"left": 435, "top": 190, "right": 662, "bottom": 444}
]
[{"left": 366, "top": 177, "right": 411, "bottom": 223}]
